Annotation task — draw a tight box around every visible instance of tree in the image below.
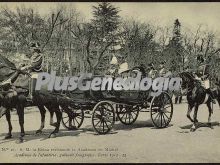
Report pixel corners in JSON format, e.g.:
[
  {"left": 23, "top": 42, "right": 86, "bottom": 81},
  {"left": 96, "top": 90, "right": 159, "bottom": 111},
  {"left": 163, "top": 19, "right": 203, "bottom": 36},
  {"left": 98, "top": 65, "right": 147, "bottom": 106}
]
[
  {"left": 163, "top": 19, "right": 185, "bottom": 71},
  {"left": 71, "top": 2, "right": 121, "bottom": 74},
  {"left": 92, "top": 2, "right": 120, "bottom": 39},
  {"left": 121, "top": 19, "right": 159, "bottom": 68}
]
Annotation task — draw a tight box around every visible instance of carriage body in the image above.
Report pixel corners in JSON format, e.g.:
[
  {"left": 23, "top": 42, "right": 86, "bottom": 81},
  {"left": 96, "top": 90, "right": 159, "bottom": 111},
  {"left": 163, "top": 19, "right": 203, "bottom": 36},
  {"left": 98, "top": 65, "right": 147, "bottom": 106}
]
[{"left": 61, "top": 68, "right": 174, "bottom": 134}]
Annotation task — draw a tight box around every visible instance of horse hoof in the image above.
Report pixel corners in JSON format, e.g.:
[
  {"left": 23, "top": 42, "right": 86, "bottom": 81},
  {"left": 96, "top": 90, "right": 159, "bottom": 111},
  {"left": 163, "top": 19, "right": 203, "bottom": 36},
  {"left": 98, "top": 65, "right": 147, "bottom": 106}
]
[
  {"left": 36, "top": 130, "right": 42, "bottom": 134},
  {"left": 49, "top": 133, "right": 56, "bottom": 138},
  {"left": 4, "top": 134, "right": 12, "bottom": 139},
  {"left": 190, "top": 128, "right": 196, "bottom": 132}
]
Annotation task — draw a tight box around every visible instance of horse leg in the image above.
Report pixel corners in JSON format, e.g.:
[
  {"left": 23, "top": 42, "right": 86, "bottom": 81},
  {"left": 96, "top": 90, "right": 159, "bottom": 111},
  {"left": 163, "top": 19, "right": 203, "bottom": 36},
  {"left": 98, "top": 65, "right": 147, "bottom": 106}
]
[
  {"left": 175, "top": 96, "right": 178, "bottom": 104},
  {"left": 16, "top": 104, "right": 25, "bottom": 143},
  {"left": 49, "top": 106, "right": 62, "bottom": 138},
  {"left": 190, "top": 104, "right": 199, "bottom": 132},
  {"left": 45, "top": 105, "right": 56, "bottom": 126},
  {"left": 217, "top": 97, "right": 220, "bottom": 108},
  {"left": 4, "top": 109, "right": 12, "bottom": 139},
  {"left": 49, "top": 111, "right": 55, "bottom": 126},
  {"left": 36, "top": 105, "right": 46, "bottom": 134},
  {"left": 187, "top": 104, "right": 194, "bottom": 122},
  {"left": 62, "top": 105, "right": 76, "bottom": 130},
  {"left": 207, "top": 101, "right": 213, "bottom": 129},
  {"left": 179, "top": 96, "right": 182, "bottom": 104}
]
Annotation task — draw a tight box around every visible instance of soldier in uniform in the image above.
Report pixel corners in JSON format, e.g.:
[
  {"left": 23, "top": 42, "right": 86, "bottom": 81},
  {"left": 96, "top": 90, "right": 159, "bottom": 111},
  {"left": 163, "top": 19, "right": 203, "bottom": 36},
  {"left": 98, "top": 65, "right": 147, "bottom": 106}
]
[
  {"left": 195, "top": 54, "right": 216, "bottom": 104},
  {"left": 20, "top": 42, "right": 43, "bottom": 101},
  {"left": 0, "top": 42, "right": 43, "bottom": 117}
]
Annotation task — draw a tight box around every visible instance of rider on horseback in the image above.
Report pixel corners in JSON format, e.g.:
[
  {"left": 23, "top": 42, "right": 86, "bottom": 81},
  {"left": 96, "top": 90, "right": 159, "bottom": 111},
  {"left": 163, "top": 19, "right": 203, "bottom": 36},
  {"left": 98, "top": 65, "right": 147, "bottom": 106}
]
[
  {"left": 195, "top": 54, "right": 216, "bottom": 104},
  {"left": 20, "top": 42, "right": 43, "bottom": 101}
]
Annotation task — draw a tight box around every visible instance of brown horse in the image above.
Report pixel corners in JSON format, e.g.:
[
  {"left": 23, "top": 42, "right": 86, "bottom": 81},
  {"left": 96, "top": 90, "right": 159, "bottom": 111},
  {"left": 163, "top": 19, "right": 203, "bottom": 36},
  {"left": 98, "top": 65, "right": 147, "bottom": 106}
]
[
  {"left": 178, "top": 71, "right": 220, "bottom": 131},
  {"left": 0, "top": 55, "right": 70, "bottom": 143}
]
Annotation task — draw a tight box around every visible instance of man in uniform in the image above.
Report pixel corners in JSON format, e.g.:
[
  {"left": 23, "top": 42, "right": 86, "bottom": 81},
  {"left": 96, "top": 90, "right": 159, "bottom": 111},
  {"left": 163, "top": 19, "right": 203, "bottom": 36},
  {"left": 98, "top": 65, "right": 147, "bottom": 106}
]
[
  {"left": 20, "top": 42, "right": 43, "bottom": 101},
  {"left": 195, "top": 54, "right": 216, "bottom": 104}
]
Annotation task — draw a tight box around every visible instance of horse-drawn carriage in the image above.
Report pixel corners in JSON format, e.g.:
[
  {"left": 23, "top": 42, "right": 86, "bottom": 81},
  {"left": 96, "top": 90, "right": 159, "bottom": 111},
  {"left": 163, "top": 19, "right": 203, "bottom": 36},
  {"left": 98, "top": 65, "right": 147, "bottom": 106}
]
[
  {"left": 0, "top": 54, "right": 174, "bottom": 142},
  {"left": 60, "top": 68, "right": 174, "bottom": 134}
]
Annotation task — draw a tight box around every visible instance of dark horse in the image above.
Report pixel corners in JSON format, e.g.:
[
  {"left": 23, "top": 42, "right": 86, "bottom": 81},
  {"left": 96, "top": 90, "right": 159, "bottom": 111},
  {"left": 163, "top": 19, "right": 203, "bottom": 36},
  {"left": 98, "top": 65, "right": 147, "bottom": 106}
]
[
  {"left": 0, "top": 55, "right": 71, "bottom": 143},
  {"left": 179, "top": 71, "right": 220, "bottom": 131}
]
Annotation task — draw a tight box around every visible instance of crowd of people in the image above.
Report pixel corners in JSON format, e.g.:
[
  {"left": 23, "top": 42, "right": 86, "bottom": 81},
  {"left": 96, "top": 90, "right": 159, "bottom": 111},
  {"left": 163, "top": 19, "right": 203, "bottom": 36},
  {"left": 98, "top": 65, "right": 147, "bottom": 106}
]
[{"left": 107, "top": 53, "right": 220, "bottom": 104}]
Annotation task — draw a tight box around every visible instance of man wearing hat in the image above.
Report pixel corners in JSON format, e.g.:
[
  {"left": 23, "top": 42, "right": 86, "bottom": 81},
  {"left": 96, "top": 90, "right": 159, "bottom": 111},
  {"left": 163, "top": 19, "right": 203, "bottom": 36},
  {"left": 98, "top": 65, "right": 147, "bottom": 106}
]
[
  {"left": 117, "top": 54, "right": 129, "bottom": 75},
  {"left": 195, "top": 54, "right": 216, "bottom": 104},
  {"left": 20, "top": 42, "right": 43, "bottom": 101}
]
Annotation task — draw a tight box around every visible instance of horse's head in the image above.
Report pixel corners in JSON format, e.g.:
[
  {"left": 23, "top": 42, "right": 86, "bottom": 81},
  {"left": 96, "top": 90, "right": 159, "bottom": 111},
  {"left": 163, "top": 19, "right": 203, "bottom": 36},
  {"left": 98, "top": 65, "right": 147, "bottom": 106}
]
[
  {"left": 0, "top": 54, "right": 17, "bottom": 82},
  {"left": 178, "top": 71, "right": 195, "bottom": 90}
]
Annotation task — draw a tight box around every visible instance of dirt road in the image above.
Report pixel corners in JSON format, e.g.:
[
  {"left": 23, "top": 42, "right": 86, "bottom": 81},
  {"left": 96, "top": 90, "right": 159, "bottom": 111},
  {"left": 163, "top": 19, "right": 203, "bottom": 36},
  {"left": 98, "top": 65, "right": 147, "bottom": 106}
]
[{"left": 0, "top": 102, "right": 220, "bottom": 163}]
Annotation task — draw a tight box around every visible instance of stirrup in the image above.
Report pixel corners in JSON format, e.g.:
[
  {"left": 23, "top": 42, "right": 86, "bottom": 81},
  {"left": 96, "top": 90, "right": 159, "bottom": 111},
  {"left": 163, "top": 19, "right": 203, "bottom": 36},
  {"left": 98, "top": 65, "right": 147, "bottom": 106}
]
[
  {"left": 26, "top": 95, "right": 33, "bottom": 102},
  {"left": 0, "top": 107, "right": 6, "bottom": 118}
]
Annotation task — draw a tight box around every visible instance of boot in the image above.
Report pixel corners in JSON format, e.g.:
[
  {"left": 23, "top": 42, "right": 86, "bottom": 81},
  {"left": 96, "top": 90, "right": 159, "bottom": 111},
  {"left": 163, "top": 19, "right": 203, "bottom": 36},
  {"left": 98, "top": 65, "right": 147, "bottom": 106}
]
[
  {"left": 0, "top": 106, "right": 6, "bottom": 118},
  {"left": 26, "top": 78, "right": 36, "bottom": 102},
  {"left": 206, "top": 88, "right": 216, "bottom": 104}
]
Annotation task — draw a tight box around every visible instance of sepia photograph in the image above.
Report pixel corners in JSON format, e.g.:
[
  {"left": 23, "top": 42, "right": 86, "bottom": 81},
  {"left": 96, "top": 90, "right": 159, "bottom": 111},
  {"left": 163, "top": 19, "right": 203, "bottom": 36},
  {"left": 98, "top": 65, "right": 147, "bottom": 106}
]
[{"left": 0, "top": 1, "right": 220, "bottom": 163}]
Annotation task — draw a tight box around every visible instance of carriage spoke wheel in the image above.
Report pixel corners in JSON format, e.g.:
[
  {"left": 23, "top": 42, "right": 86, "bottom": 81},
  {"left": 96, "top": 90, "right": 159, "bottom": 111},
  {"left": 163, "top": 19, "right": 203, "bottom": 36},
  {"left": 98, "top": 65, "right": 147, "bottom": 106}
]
[
  {"left": 62, "top": 106, "right": 84, "bottom": 130},
  {"left": 150, "top": 92, "right": 173, "bottom": 128},
  {"left": 92, "top": 101, "right": 115, "bottom": 134},
  {"left": 116, "top": 105, "right": 139, "bottom": 125}
]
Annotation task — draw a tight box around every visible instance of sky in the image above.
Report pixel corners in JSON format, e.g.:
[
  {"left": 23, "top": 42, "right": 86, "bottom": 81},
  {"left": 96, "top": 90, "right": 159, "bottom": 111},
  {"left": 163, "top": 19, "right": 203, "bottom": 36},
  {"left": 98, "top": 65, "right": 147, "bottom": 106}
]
[{"left": 1, "top": 2, "right": 220, "bottom": 35}]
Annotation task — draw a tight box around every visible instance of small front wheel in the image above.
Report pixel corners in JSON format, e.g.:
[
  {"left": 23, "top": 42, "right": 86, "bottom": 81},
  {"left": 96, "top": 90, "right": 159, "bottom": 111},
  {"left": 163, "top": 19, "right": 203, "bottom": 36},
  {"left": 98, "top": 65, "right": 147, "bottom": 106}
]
[{"left": 61, "top": 106, "right": 84, "bottom": 130}]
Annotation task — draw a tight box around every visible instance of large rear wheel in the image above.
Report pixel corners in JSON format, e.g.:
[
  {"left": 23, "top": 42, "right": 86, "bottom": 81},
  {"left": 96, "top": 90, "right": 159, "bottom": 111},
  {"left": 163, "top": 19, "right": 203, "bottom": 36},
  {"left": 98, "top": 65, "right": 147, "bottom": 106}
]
[{"left": 150, "top": 92, "right": 173, "bottom": 128}]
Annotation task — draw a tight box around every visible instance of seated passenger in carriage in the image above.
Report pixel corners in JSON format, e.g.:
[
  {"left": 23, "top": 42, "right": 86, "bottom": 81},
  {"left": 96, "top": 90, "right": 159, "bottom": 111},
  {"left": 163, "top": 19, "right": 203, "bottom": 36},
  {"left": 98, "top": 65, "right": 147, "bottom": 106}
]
[
  {"left": 107, "top": 55, "right": 118, "bottom": 76},
  {"left": 117, "top": 54, "right": 129, "bottom": 78},
  {"left": 158, "top": 61, "right": 167, "bottom": 77},
  {"left": 148, "top": 63, "right": 157, "bottom": 79},
  {"left": 195, "top": 54, "right": 216, "bottom": 104},
  {"left": 118, "top": 55, "right": 129, "bottom": 74},
  {"left": 158, "top": 61, "right": 173, "bottom": 78}
]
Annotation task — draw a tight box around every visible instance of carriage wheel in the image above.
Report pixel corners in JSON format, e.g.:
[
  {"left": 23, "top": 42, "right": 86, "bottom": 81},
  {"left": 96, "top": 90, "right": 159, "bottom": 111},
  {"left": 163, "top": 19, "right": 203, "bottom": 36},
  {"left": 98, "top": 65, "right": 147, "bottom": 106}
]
[
  {"left": 92, "top": 101, "right": 115, "bottom": 134},
  {"left": 116, "top": 105, "right": 139, "bottom": 125},
  {"left": 150, "top": 92, "right": 173, "bottom": 128},
  {"left": 61, "top": 106, "right": 84, "bottom": 130}
]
